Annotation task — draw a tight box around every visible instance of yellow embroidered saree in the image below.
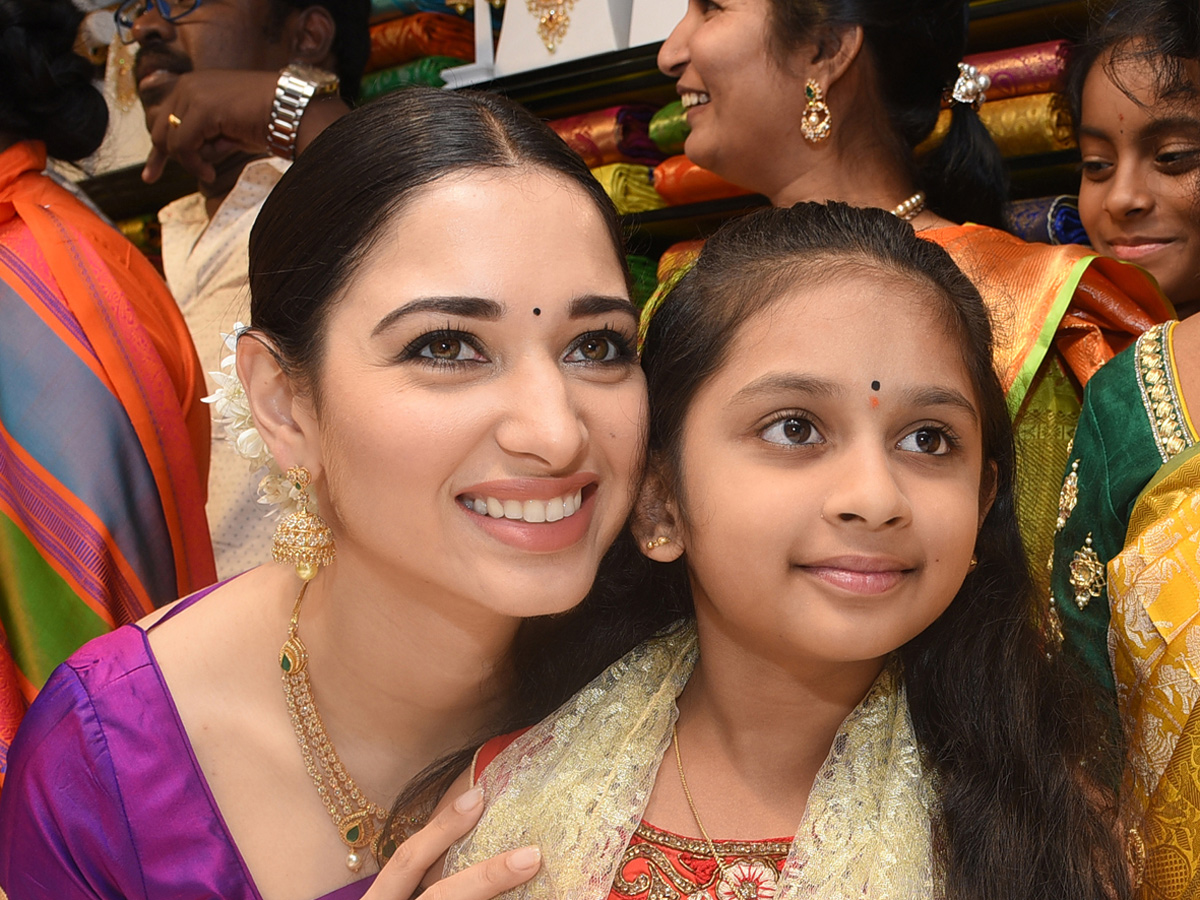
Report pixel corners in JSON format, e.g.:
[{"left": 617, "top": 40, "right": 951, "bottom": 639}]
[{"left": 1110, "top": 445, "right": 1200, "bottom": 896}]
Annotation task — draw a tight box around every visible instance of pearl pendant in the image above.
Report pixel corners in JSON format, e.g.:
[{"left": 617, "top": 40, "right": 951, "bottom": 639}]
[{"left": 346, "top": 851, "right": 362, "bottom": 872}]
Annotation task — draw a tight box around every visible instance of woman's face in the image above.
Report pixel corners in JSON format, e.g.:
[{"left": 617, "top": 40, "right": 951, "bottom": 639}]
[
  {"left": 658, "top": 0, "right": 811, "bottom": 194},
  {"left": 1078, "top": 51, "right": 1200, "bottom": 313},
  {"left": 663, "top": 269, "right": 987, "bottom": 672},
  {"left": 304, "top": 169, "right": 645, "bottom": 618}
]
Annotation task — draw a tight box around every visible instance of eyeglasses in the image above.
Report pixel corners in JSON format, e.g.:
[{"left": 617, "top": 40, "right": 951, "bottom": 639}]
[{"left": 114, "top": 0, "right": 204, "bottom": 43}]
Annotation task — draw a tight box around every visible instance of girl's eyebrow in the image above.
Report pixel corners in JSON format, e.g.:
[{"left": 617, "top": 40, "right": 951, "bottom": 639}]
[
  {"left": 729, "top": 373, "right": 839, "bottom": 406},
  {"left": 729, "top": 374, "right": 978, "bottom": 423},
  {"left": 898, "top": 386, "right": 979, "bottom": 424},
  {"left": 373, "top": 296, "right": 502, "bottom": 335}
]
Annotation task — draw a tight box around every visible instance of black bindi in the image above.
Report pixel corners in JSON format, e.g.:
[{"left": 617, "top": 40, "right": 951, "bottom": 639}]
[
  {"left": 532, "top": 308, "right": 541, "bottom": 316},
  {"left": 871, "top": 380, "right": 881, "bottom": 392}
]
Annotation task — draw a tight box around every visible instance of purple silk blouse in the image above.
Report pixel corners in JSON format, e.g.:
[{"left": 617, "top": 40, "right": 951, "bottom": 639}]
[{"left": 0, "top": 586, "right": 377, "bottom": 900}]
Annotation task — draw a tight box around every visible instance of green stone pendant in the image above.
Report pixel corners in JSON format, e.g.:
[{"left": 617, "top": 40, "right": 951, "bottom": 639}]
[{"left": 279, "top": 636, "right": 308, "bottom": 674}]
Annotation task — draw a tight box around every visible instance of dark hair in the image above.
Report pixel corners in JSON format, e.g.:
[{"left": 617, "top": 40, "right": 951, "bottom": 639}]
[
  {"left": 766, "top": 0, "right": 1009, "bottom": 228},
  {"left": 249, "top": 87, "right": 629, "bottom": 396},
  {"left": 640, "top": 202, "right": 1128, "bottom": 899},
  {"left": 1067, "top": 0, "right": 1200, "bottom": 129},
  {"left": 0, "top": 0, "right": 108, "bottom": 161},
  {"left": 250, "top": 87, "right": 681, "bottom": 847},
  {"left": 267, "top": 0, "right": 370, "bottom": 103}
]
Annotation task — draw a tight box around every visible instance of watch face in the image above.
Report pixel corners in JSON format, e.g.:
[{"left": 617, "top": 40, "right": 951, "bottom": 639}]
[{"left": 285, "top": 63, "right": 340, "bottom": 94}]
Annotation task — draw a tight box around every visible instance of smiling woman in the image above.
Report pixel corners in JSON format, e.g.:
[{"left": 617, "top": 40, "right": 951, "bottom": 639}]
[{"left": 0, "top": 88, "right": 684, "bottom": 900}]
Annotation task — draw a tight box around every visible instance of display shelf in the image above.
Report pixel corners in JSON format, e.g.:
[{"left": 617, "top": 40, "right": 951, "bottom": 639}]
[
  {"left": 622, "top": 194, "right": 769, "bottom": 256},
  {"left": 79, "top": 0, "right": 1093, "bottom": 226},
  {"left": 79, "top": 159, "right": 195, "bottom": 224}
]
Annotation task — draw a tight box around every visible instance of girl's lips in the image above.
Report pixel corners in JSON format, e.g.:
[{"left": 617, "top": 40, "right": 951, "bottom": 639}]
[{"left": 796, "top": 566, "right": 907, "bottom": 595}]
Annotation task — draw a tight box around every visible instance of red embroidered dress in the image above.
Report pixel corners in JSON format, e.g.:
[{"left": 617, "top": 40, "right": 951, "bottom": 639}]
[{"left": 611, "top": 822, "right": 791, "bottom": 900}]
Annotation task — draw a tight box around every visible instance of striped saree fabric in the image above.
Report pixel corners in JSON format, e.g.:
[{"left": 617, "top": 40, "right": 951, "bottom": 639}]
[{"left": 0, "top": 141, "right": 215, "bottom": 787}]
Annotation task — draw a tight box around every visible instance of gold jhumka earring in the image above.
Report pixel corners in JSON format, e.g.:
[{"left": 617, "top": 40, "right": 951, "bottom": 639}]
[{"left": 272, "top": 466, "right": 336, "bottom": 581}]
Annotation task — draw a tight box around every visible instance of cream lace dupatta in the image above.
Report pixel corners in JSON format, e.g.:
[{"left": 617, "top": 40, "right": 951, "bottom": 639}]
[{"left": 445, "top": 625, "right": 938, "bottom": 898}]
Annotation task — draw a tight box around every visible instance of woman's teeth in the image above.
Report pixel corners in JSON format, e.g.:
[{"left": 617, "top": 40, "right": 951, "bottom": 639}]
[
  {"left": 465, "top": 490, "right": 584, "bottom": 523},
  {"left": 681, "top": 91, "right": 710, "bottom": 110}
]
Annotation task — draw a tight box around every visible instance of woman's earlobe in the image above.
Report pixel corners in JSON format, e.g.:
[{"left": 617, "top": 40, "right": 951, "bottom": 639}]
[{"left": 235, "top": 333, "right": 317, "bottom": 473}]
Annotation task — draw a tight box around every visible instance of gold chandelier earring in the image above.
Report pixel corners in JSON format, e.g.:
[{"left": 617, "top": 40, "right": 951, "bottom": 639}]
[
  {"left": 801, "top": 79, "right": 832, "bottom": 143},
  {"left": 272, "top": 466, "right": 336, "bottom": 581}
]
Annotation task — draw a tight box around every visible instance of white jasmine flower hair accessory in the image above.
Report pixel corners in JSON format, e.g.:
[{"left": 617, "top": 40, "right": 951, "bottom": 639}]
[{"left": 203, "top": 323, "right": 304, "bottom": 517}]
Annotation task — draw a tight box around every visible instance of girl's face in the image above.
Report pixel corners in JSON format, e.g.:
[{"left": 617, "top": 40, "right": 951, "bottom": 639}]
[
  {"left": 299, "top": 169, "right": 646, "bottom": 618},
  {"left": 658, "top": 0, "right": 812, "bottom": 195},
  {"left": 1078, "top": 52, "right": 1200, "bottom": 313},
  {"left": 660, "top": 270, "right": 988, "bottom": 671}
]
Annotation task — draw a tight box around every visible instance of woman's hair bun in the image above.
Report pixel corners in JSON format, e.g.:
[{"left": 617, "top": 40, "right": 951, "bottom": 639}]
[{"left": 0, "top": 0, "right": 108, "bottom": 162}]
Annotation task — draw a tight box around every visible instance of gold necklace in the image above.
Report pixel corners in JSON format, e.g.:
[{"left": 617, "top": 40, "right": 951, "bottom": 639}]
[
  {"left": 889, "top": 190, "right": 927, "bottom": 222},
  {"left": 526, "top": 0, "right": 576, "bottom": 52},
  {"left": 281, "top": 582, "right": 392, "bottom": 872},
  {"left": 671, "top": 725, "right": 778, "bottom": 900}
]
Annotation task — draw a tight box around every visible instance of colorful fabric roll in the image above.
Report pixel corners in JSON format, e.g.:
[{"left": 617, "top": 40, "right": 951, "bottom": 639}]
[
  {"left": 649, "top": 101, "right": 690, "bottom": 155},
  {"left": 653, "top": 155, "right": 753, "bottom": 206},
  {"left": 367, "top": 12, "right": 475, "bottom": 73},
  {"left": 360, "top": 56, "right": 467, "bottom": 98},
  {"left": 1006, "top": 195, "right": 1089, "bottom": 246},
  {"left": 627, "top": 255, "right": 659, "bottom": 308},
  {"left": 548, "top": 105, "right": 665, "bottom": 168},
  {"left": 370, "top": 0, "right": 505, "bottom": 28},
  {"left": 590, "top": 163, "right": 665, "bottom": 215},
  {"left": 950, "top": 40, "right": 1071, "bottom": 106},
  {"left": 919, "top": 92, "right": 1075, "bottom": 158},
  {"left": 656, "top": 239, "right": 705, "bottom": 282}
]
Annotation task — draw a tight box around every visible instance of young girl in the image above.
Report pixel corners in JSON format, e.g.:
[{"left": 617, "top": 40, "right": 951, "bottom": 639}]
[{"left": 442, "top": 202, "right": 1129, "bottom": 899}]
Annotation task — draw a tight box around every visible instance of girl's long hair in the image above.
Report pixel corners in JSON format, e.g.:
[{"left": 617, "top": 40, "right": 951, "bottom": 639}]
[{"left": 638, "top": 201, "right": 1128, "bottom": 899}]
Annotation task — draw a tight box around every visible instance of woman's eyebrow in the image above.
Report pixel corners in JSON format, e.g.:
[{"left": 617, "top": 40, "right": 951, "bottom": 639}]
[
  {"left": 567, "top": 294, "right": 638, "bottom": 321},
  {"left": 372, "top": 296, "right": 503, "bottom": 336}
]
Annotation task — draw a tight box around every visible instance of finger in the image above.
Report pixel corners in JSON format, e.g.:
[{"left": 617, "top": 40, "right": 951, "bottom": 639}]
[
  {"left": 364, "top": 788, "right": 487, "bottom": 899},
  {"left": 142, "top": 145, "right": 168, "bottom": 184},
  {"left": 420, "top": 846, "right": 541, "bottom": 900},
  {"left": 163, "top": 97, "right": 218, "bottom": 185}
]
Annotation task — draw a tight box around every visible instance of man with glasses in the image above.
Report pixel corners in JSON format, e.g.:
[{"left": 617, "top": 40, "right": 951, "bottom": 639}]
[{"left": 116, "top": 0, "right": 369, "bottom": 579}]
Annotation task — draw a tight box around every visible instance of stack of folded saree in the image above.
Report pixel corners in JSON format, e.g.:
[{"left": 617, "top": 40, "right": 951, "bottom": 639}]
[
  {"left": 370, "top": 0, "right": 501, "bottom": 22},
  {"left": 590, "top": 163, "right": 665, "bottom": 215},
  {"left": 652, "top": 155, "right": 752, "bottom": 206},
  {"left": 366, "top": 12, "right": 475, "bottom": 72},
  {"left": 548, "top": 105, "right": 665, "bottom": 169},
  {"left": 360, "top": 56, "right": 467, "bottom": 98},
  {"left": 920, "top": 40, "right": 1075, "bottom": 159},
  {"left": 649, "top": 101, "right": 689, "bottom": 156},
  {"left": 948, "top": 40, "right": 1071, "bottom": 106},
  {"left": 627, "top": 254, "right": 658, "bottom": 308},
  {"left": 1005, "top": 195, "right": 1088, "bottom": 246},
  {"left": 919, "top": 91, "right": 1075, "bottom": 158}
]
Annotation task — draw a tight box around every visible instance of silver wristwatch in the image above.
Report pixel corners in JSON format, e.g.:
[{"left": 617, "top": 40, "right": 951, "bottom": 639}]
[{"left": 266, "top": 64, "right": 340, "bottom": 161}]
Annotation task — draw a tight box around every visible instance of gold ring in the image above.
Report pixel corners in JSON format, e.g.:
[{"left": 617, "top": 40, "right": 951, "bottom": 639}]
[{"left": 168, "top": 113, "right": 183, "bottom": 128}]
